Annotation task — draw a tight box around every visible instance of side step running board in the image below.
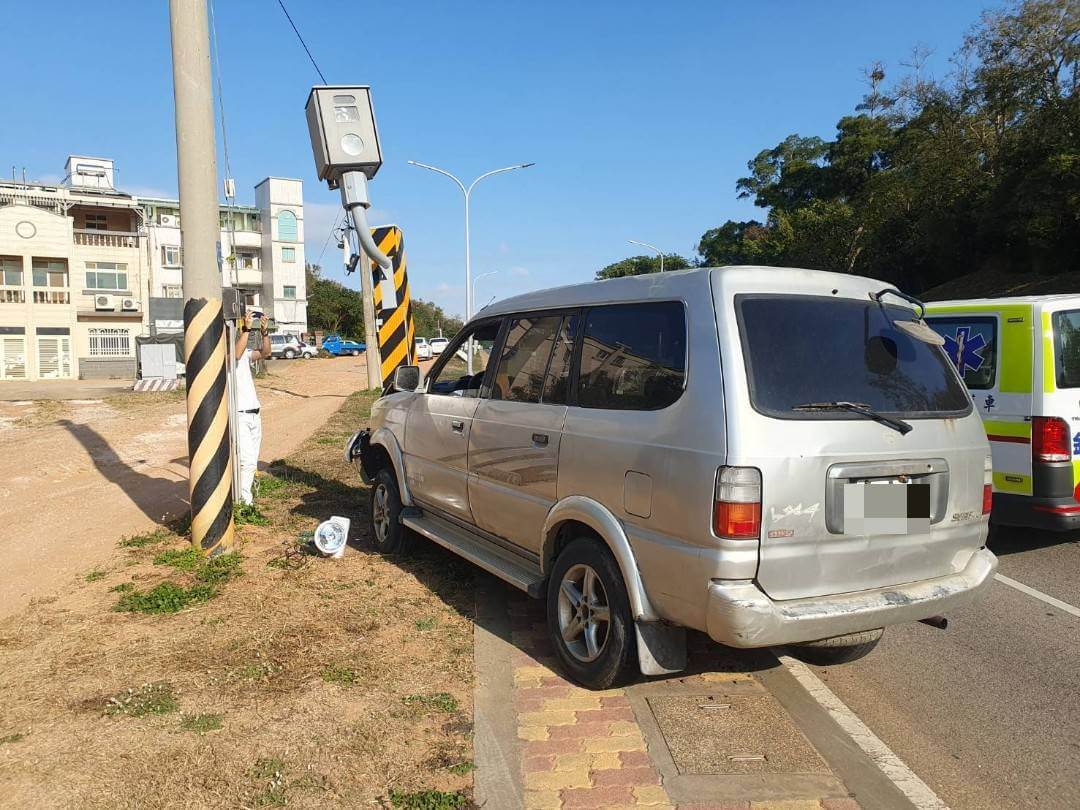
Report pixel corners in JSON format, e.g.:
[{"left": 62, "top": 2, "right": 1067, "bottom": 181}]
[{"left": 402, "top": 512, "right": 546, "bottom": 598}]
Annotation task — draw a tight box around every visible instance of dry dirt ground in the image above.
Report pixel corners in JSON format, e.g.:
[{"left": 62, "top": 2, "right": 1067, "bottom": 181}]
[
  {"left": 0, "top": 388, "right": 477, "bottom": 808},
  {"left": 0, "top": 356, "right": 376, "bottom": 621}
]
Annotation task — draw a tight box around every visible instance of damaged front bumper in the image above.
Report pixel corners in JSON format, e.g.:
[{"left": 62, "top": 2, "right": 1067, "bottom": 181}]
[
  {"left": 705, "top": 547, "right": 998, "bottom": 648},
  {"left": 344, "top": 429, "right": 370, "bottom": 480}
]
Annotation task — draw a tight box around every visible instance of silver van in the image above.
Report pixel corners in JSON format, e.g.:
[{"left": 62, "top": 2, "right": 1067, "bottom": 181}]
[{"left": 350, "top": 267, "right": 998, "bottom": 688}]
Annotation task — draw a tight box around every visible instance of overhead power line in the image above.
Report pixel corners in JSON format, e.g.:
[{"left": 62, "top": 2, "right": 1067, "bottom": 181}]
[{"left": 275, "top": 0, "right": 328, "bottom": 84}]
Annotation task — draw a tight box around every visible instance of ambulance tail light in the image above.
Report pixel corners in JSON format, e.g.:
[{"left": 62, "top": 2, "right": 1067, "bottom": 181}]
[
  {"left": 714, "top": 467, "right": 761, "bottom": 540},
  {"left": 1032, "top": 416, "right": 1070, "bottom": 463},
  {"left": 983, "top": 455, "right": 993, "bottom": 515}
]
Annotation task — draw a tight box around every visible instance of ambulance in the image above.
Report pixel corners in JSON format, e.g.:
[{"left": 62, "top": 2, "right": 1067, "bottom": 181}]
[{"left": 925, "top": 296, "right": 1080, "bottom": 530}]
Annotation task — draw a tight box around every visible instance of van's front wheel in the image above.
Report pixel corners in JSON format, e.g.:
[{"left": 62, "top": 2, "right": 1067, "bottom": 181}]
[
  {"left": 789, "top": 628, "right": 884, "bottom": 666},
  {"left": 547, "top": 538, "right": 636, "bottom": 689}
]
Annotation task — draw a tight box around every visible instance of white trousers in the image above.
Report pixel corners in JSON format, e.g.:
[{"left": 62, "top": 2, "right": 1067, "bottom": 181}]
[{"left": 236, "top": 410, "right": 262, "bottom": 505}]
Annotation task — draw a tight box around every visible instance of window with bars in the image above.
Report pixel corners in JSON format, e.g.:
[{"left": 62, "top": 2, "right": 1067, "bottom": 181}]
[
  {"left": 85, "top": 261, "right": 128, "bottom": 291},
  {"left": 88, "top": 328, "right": 131, "bottom": 357},
  {"left": 163, "top": 285, "right": 183, "bottom": 299}
]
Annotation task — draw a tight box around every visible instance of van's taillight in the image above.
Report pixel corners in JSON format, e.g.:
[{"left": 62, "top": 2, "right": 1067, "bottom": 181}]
[
  {"left": 1032, "top": 416, "right": 1071, "bottom": 463},
  {"left": 983, "top": 454, "right": 993, "bottom": 515},
  {"left": 714, "top": 467, "right": 761, "bottom": 539}
]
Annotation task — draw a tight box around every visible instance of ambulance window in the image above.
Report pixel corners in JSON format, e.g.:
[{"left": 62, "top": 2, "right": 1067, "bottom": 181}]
[
  {"left": 1052, "top": 311, "right": 1080, "bottom": 389},
  {"left": 926, "top": 317, "right": 997, "bottom": 390}
]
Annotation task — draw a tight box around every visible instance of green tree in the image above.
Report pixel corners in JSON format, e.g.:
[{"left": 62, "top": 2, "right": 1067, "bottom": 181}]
[{"left": 595, "top": 254, "right": 692, "bottom": 280}]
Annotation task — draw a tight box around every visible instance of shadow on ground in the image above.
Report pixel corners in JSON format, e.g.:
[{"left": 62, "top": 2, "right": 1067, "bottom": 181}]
[
  {"left": 988, "top": 522, "right": 1080, "bottom": 556},
  {"left": 268, "top": 457, "right": 778, "bottom": 686},
  {"left": 59, "top": 418, "right": 188, "bottom": 525}
]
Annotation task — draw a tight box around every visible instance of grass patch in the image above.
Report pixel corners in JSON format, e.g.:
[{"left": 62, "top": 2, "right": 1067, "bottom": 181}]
[
  {"left": 181, "top": 713, "right": 223, "bottom": 734},
  {"left": 321, "top": 663, "right": 360, "bottom": 686},
  {"left": 84, "top": 569, "right": 106, "bottom": 583},
  {"left": 195, "top": 552, "right": 243, "bottom": 585},
  {"left": 120, "top": 527, "right": 174, "bottom": 548},
  {"left": 105, "top": 682, "right": 179, "bottom": 718},
  {"left": 114, "top": 581, "right": 216, "bottom": 614},
  {"left": 109, "top": 582, "right": 135, "bottom": 593},
  {"left": 252, "top": 757, "right": 288, "bottom": 807},
  {"left": 153, "top": 547, "right": 201, "bottom": 571},
  {"left": 402, "top": 693, "right": 458, "bottom": 713},
  {"left": 446, "top": 761, "right": 475, "bottom": 776},
  {"left": 414, "top": 617, "right": 438, "bottom": 631},
  {"left": 234, "top": 501, "right": 271, "bottom": 526},
  {"left": 1, "top": 733, "right": 26, "bottom": 745},
  {"left": 388, "top": 789, "right": 469, "bottom": 809},
  {"left": 254, "top": 475, "right": 289, "bottom": 499}
]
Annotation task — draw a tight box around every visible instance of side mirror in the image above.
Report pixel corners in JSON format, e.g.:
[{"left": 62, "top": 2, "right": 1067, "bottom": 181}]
[{"left": 391, "top": 365, "right": 421, "bottom": 392}]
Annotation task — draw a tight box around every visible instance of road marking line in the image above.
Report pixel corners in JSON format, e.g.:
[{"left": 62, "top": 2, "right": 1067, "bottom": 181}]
[
  {"left": 780, "top": 655, "right": 949, "bottom": 810},
  {"left": 994, "top": 573, "right": 1080, "bottom": 618}
]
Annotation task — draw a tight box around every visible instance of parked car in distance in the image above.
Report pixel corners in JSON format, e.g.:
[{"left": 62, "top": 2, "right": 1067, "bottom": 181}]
[
  {"left": 349, "top": 267, "right": 998, "bottom": 689},
  {"left": 297, "top": 341, "right": 318, "bottom": 359},
  {"left": 430, "top": 336, "right": 449, "bottom": 355},
  {"left": 323, "top": 338, "right": 366, "bottom": 357},
  {"left": 414, "top": 337, "right": 433, "bottom": 361},
  {"left": 268, "top": 333, "right": 310, "bottom": 359}
]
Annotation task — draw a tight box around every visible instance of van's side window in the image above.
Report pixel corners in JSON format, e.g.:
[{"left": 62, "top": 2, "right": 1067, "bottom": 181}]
[
  {"left": 926, "top": 317, "right": 997, "bottom": 390},
  {"left": 1052, "top": 310, "right": 1080, "bottom": 388},
  {"left": 490, "top": 315, "right": 561, "bottom": 403},
  {"left": 542, "top": 315, "right": 578, "bottom": 405},
  {"left": 427, "top": 320, "right": 501, "bottom": 397},
  {"left": 577, "top": 302, "right": 686, "bottom": 410}
]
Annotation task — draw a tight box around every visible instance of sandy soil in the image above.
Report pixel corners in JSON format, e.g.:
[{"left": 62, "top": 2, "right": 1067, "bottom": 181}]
[{"left": 0, "top": 356, "right": 374, "bottom": 620}]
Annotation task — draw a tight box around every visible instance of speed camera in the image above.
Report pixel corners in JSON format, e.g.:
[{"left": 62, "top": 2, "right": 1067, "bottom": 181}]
[{"left": 305, "top": 85, "right": 383, "bottom": 188}]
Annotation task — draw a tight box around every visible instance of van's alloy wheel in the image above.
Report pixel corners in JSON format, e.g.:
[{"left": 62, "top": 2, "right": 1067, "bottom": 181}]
[
  {"left": 368, "top": 468, "right": 409, "bottom": 553},
  {"left": 558, "top": 564, "right": 611, "bottom": 662},
  {"left": 547, "top": 538, "right": 635, "bottom": 689}
]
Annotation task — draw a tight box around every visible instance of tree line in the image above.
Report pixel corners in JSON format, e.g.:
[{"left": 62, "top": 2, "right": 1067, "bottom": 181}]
[
  {"left": 305, "top": 264, "right": 463, "bottom": 341},
  {"left": 598, "top": 0, "right": 1078, "bottom": 295}
]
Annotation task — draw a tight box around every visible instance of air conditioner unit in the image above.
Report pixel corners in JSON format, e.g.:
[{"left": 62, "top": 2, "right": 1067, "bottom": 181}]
[
  {"left": 95, "top": 294, "right": 116, "bottom": 311},
  {"left": 159, "top": 214, "right": 178, "bottom": 227},
  {"left": 121, "top": 297, "right": 139, "bottom": 312}
]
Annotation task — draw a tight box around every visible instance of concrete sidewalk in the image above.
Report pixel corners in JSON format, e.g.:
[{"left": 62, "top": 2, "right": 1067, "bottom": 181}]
[{"left": 475, "top": 581, "right": 871, "bottom": 810}]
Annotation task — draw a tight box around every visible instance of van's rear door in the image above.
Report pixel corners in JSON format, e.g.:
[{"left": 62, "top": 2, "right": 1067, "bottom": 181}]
[{"left": 716, "top": 276, "right": 990, "bottom": 602}]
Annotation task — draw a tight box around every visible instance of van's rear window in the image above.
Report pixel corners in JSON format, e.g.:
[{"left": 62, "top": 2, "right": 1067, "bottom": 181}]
[{"left": 737, "top": 295, "right": 972, "bottom": 418}]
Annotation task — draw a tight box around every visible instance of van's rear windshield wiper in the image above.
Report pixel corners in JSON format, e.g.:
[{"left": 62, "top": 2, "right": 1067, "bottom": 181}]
[{"left": 791, "top": 401, "right": 913, "bottom": 435}]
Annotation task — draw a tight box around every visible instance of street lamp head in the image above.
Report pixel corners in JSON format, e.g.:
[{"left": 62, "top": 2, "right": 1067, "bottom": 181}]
[{"left": 520, "top": 162, "right": 536, "bottom": 169}]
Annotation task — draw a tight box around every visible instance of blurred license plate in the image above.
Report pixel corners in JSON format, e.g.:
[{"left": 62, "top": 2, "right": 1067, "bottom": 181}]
[{"left": 843, "top": 482, "right": 930, "bottom": 535}]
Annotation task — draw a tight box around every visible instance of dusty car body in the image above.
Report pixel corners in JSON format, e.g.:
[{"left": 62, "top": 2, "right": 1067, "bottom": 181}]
[{"left": 349, "top": 267, "right": 998, "bottom": 687}]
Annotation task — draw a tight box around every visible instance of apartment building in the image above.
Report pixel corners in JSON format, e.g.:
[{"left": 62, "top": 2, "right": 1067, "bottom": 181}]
[{"left": 0, "top": 156, "right": 307, "bottom": 382}]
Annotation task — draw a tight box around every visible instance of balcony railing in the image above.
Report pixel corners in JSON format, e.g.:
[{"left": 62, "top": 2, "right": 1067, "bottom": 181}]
[
  {"left": 1, "top": 288, "right": 25, "bottom": 303},
  {"left": 33, "top": 289, "right": 70, "bottom": 304},
  {"left": 74, "top": 229, "right": 142, "bottom": 248}
]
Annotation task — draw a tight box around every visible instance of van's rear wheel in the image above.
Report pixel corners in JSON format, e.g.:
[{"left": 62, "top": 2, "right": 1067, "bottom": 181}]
[
  {"left": 547, "top": 538, "right": 635, "bottom": 689},
  {"left": 789, "top": 628, "right": 884, "bottom": 666}
]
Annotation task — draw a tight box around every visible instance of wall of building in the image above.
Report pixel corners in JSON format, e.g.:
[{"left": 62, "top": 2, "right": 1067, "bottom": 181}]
[{"left": 256, "top": 177, "right": 307, "bottom": 336}]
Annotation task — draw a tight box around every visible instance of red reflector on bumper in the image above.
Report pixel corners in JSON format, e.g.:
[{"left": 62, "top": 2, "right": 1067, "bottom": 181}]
[{"left": 982, "top": 484, "right": 993, "bottom": 515}]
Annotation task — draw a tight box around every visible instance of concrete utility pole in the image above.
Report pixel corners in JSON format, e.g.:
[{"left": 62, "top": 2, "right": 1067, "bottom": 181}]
[
  {"left": 169, "top": 0, "right": 234, "bottom": 555},
  {"left": 355, "top": 217, "right": 383, "bottom": 389}
]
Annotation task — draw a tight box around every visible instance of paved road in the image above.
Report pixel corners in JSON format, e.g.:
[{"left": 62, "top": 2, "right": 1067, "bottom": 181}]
[{"left": 808, "top": 526, "right": 1080, "bottom": 809}]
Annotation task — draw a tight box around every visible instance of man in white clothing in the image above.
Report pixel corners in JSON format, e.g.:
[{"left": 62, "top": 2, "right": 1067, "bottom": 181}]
[{"left": 234, "top": 312, "right": 271, "bottom": 505}]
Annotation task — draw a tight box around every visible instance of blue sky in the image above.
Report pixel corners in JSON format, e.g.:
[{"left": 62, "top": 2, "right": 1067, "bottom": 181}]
[{"left": 1, "top": 0, "right": 1000, "bottom": 319}]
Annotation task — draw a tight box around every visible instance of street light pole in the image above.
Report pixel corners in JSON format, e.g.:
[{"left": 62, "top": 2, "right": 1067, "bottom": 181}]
[
  {"left": 407, "top": 160, "right": 534, "bottom": 373},
  {"left": 628, "top": 239, "right": 665, "bottom": 274}
]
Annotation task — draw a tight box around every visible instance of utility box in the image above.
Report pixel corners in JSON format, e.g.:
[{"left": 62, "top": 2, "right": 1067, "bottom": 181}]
[{"left": 305, "top": 85, "right": 382, "bottom": 188}]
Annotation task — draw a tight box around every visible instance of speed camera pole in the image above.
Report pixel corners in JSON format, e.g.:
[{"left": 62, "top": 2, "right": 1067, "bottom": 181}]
[{"left": 169, "top": 0, "right": 234, "bottom": 555}]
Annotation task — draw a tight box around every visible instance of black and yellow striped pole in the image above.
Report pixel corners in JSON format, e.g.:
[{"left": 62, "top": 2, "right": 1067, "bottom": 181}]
[
  {"left": 183, "top": 298, "right": 234, "bottom": 555},
  {"left": 371, "top": 225, "right": 415, "bottom": 387},
  {"left": 169, "top": 0, "right": 234, "bottom": 554}
]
